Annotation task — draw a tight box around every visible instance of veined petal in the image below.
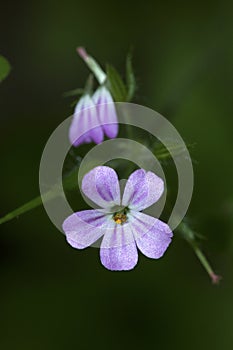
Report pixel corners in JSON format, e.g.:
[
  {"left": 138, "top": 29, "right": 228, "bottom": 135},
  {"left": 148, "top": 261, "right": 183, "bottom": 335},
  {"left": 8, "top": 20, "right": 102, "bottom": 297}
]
[
  {"left": 74, "top": 95, "right": 86, "bottom": 114},
  {"left": 129, "top": 211, "right": 173, "bottom": 259},
  {"left": 62, "top": 209, "right": 108, "bottom": 249},
  {"left": 81, "top": 102, "right": 104, "bottom": 144},
  {"left": 69, "top": 96, "right": 87, "bottom": 146},
  {"left": 69, "top": 94, "right": 104, "bottom": 146},
  {"left": 122, "top": 169, "right": 164, "bottom": 211},
  {"left": 92, "top": 86, "right": 118, "bottom": 138},
  {"left": 82, "top": 166, "right": 121, "bottom": 208},
  {"left": 100, "top": 223, "right": 138, "bottom": 270}
]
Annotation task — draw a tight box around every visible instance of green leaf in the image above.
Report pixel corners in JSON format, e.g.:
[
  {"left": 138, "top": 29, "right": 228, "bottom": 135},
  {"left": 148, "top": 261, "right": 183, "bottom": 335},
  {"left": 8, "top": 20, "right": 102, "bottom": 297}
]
[
  {"left": 106, "top": 64, "right": 127, "bottom": 102},
  {"left": 153, "top": 142, "right": 196, "bottom": 161},
  {"left": 0, "top": 55, "right": 11, "bottom": 82},
  {"left": 126, "top": 52, "right": 136, "bottom": 101}
]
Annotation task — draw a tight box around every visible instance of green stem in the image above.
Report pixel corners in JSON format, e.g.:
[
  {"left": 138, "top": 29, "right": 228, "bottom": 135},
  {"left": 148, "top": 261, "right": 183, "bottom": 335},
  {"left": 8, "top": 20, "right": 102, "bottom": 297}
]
[
  {"left": 77, "top": 47, "right": 106, "bottom": 85},
  {"left": 177, "top": 222, "right": 221, "bottom": 284},
  {"left": 192, "top": 241, "right": 221, "bottom": 284},
  {"left": 0, "top": 184, "right": 61, "bottom": 225},
  {"left": 153, "top": 143, "right": 194, "bottom": 160},
  {"left": 0, "top": 144, "right": 190, "bottom": 227},
  {"left": 0, "top": 165, "right": 79, "bottom": 226}
]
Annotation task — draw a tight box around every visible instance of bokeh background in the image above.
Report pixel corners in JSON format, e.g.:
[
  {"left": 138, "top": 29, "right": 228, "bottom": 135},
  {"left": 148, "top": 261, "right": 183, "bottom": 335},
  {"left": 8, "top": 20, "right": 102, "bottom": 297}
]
[{"left": 1, "top": 0, "right": 233, "bottom": 349}]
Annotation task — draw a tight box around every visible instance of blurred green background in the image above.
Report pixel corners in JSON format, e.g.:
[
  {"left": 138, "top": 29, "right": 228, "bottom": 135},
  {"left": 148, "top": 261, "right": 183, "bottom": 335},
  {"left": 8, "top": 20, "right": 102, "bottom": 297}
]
[{"left": 1, "top": 0, "right": 233, "bottom": 349}]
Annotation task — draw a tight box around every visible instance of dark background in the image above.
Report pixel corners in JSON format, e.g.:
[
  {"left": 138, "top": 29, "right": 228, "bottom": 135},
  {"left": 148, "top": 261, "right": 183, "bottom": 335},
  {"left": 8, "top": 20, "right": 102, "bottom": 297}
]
[{"left": 1, "top": 0, "right": 233, "bottom": 349}]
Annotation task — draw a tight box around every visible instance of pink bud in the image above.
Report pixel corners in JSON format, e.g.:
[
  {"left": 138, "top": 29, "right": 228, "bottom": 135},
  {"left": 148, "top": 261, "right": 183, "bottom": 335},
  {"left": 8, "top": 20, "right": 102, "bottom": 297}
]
[
  {"left": 210, "top": 272, "right": 222, "bottom": 285},
  {"left": 77, "top": 47, "right": 88, "bottom": 61}
]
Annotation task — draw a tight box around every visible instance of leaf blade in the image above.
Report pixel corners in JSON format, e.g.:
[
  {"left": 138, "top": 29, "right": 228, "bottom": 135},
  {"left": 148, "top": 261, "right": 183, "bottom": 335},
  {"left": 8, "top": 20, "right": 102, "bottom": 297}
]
[{"left": 0, "top": 55, "right": 11, "bottom": 82}]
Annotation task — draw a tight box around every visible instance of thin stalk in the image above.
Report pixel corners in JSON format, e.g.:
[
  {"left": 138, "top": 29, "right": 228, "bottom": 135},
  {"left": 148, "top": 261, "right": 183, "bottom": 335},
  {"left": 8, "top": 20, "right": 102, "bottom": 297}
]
[
  {"left": 191, "top": 242, "right": 221, "bottom": 284},
  {"left": 177, "top": 222, "right": 221, "bottom": 284},
  {"left": 0, "top": 186, "right": 59, "bottom": 225},
  {"left": 0, "top": 165, "right": 79, "bottom": 225}
]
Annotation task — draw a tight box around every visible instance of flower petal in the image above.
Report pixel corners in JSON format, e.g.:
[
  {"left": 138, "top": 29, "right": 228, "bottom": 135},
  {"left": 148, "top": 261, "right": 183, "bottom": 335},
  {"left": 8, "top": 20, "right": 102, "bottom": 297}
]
[
  {"left": 92, "top": 86, "right": 118, "bottom": 138},
  {"left": 69, "top": 96, "right": 87, "bottom": 146},
  {"left": 83, "top": 101, "right": 104, "bottom": 144},
  {"left": 69, "top": 95, "right": 104, "bottom": 146},
  {"left": 122, "top": 169, "right": 164, "bottom": 211},
  {"left": 62, "top": 209, "right": 108, "bottom": 249},
  {"left": 82, "top": 166, "right": 121, "bottom": 208},
  {"left": 130, "top": 211, "right": 173, "bottom": 259},
  {"left": 100, "top": 223, "right": 138, "bottom": 270}
]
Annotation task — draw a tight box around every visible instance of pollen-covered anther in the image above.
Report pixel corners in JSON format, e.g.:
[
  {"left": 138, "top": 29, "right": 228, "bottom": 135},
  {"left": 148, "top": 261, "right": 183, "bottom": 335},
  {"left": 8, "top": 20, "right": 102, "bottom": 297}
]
[{"left": 113, "top": 213, "right": 127, "bottom": 225}]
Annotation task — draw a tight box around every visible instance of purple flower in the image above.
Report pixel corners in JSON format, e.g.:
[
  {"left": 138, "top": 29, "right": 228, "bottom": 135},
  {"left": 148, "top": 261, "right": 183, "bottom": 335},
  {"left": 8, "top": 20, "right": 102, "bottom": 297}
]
[
  {"left": 63, "top": 166, "right": 173, "bottom": 271},
  {"left": 92, "top": 86, "right": 118, "bottom": 139},
  {"left": 69, "top": 94, "right": 104, "bottom": 146},
  {"left": 69, "top": 87, "right": 118, "bottom": 147}
]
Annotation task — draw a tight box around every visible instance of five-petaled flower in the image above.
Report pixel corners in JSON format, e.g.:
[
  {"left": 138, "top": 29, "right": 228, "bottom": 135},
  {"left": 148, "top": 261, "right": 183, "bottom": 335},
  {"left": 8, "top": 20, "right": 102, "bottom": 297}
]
[
  {"left": 69, "top": 87, "right": 118, "bottom": 147},
  {"left": 62, "top": 166, "right": 173, "bottom": 271}
]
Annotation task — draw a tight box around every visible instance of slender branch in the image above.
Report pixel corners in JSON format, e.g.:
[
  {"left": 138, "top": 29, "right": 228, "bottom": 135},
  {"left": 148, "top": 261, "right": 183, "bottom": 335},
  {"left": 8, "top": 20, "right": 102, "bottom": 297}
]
[
  {"left": 0, "top": 164, "right": 80, "bottom": 225},
  {"left": 0, "top": 183, "right": 63, "bottom": 225},
  {"left": 177, "top": 222, "right": 221, "bottom": 284},
  {"left": 191, "top": 242, "right": 221, "bottom": 284}
]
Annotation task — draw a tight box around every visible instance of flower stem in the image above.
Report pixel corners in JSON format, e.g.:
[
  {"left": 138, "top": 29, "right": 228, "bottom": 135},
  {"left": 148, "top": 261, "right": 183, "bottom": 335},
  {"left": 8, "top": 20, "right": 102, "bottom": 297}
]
[
  {"left": 191, "top": 242, "right": 221, "bottom": 284},
  {"left": 178, "top": 222, "right": 221, "bottom": 284},
  {"left": 77, "top": 47, "right": 106, "bottom": 85},
  {"left": 0, "top": 165, "right": 80, "bottom": 226},
  {"left": 0, "top": 187, "right": 58, "bottom": 225}
]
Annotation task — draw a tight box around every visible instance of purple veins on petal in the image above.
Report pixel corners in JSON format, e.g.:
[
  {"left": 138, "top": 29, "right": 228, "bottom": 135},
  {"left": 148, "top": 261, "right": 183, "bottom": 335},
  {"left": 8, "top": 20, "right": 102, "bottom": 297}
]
[
  {"left": 69, "top": 94, "right": 104, "bottom": 146},
  {"left": 82, "top": 166, "right": 121, "bottom": 208},
  {"left": 100, "top": 223, "right": 138, "bottom": 271},
  {"left": 122, "top": 169, "right": 164, "bottom": 211},
  {"left": 82, "top": 101, "right": 104, "bottom": 144},
  {"left": 69, "top": 96, "right": 85, "bottom": 146},
  {"left": 92, "top": 86, "right": 119, "bottom": 139},
  {"left": 62, "top": 165, "right": 173, "bottom": 271},
  {"left": 129, "top": 211, "right": 173, "bottom": 259},
  {"left": 62, "top": 209, "right": 109, "bottom": 249}
]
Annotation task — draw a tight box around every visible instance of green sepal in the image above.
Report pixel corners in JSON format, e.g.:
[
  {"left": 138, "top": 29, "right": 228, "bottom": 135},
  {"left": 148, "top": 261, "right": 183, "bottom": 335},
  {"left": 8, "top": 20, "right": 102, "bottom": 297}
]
[
  {"left": 64, "top": 74, "right": 94, "bottom": 108},
  {"left": 63, "top": 88, "right": 84, "bottom": 98},
  {"left": 106, "top": 64, "right": 127, "bottom": 102},
  {"left": 126, "top": 52, "right": 136, "bottom": 101}
]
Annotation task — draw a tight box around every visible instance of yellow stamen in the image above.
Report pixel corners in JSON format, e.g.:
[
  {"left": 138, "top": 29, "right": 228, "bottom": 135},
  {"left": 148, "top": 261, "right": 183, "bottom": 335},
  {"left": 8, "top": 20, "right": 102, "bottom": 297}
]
[{"left": 113, "top": 213, "right": 127, "bottom": 225}]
